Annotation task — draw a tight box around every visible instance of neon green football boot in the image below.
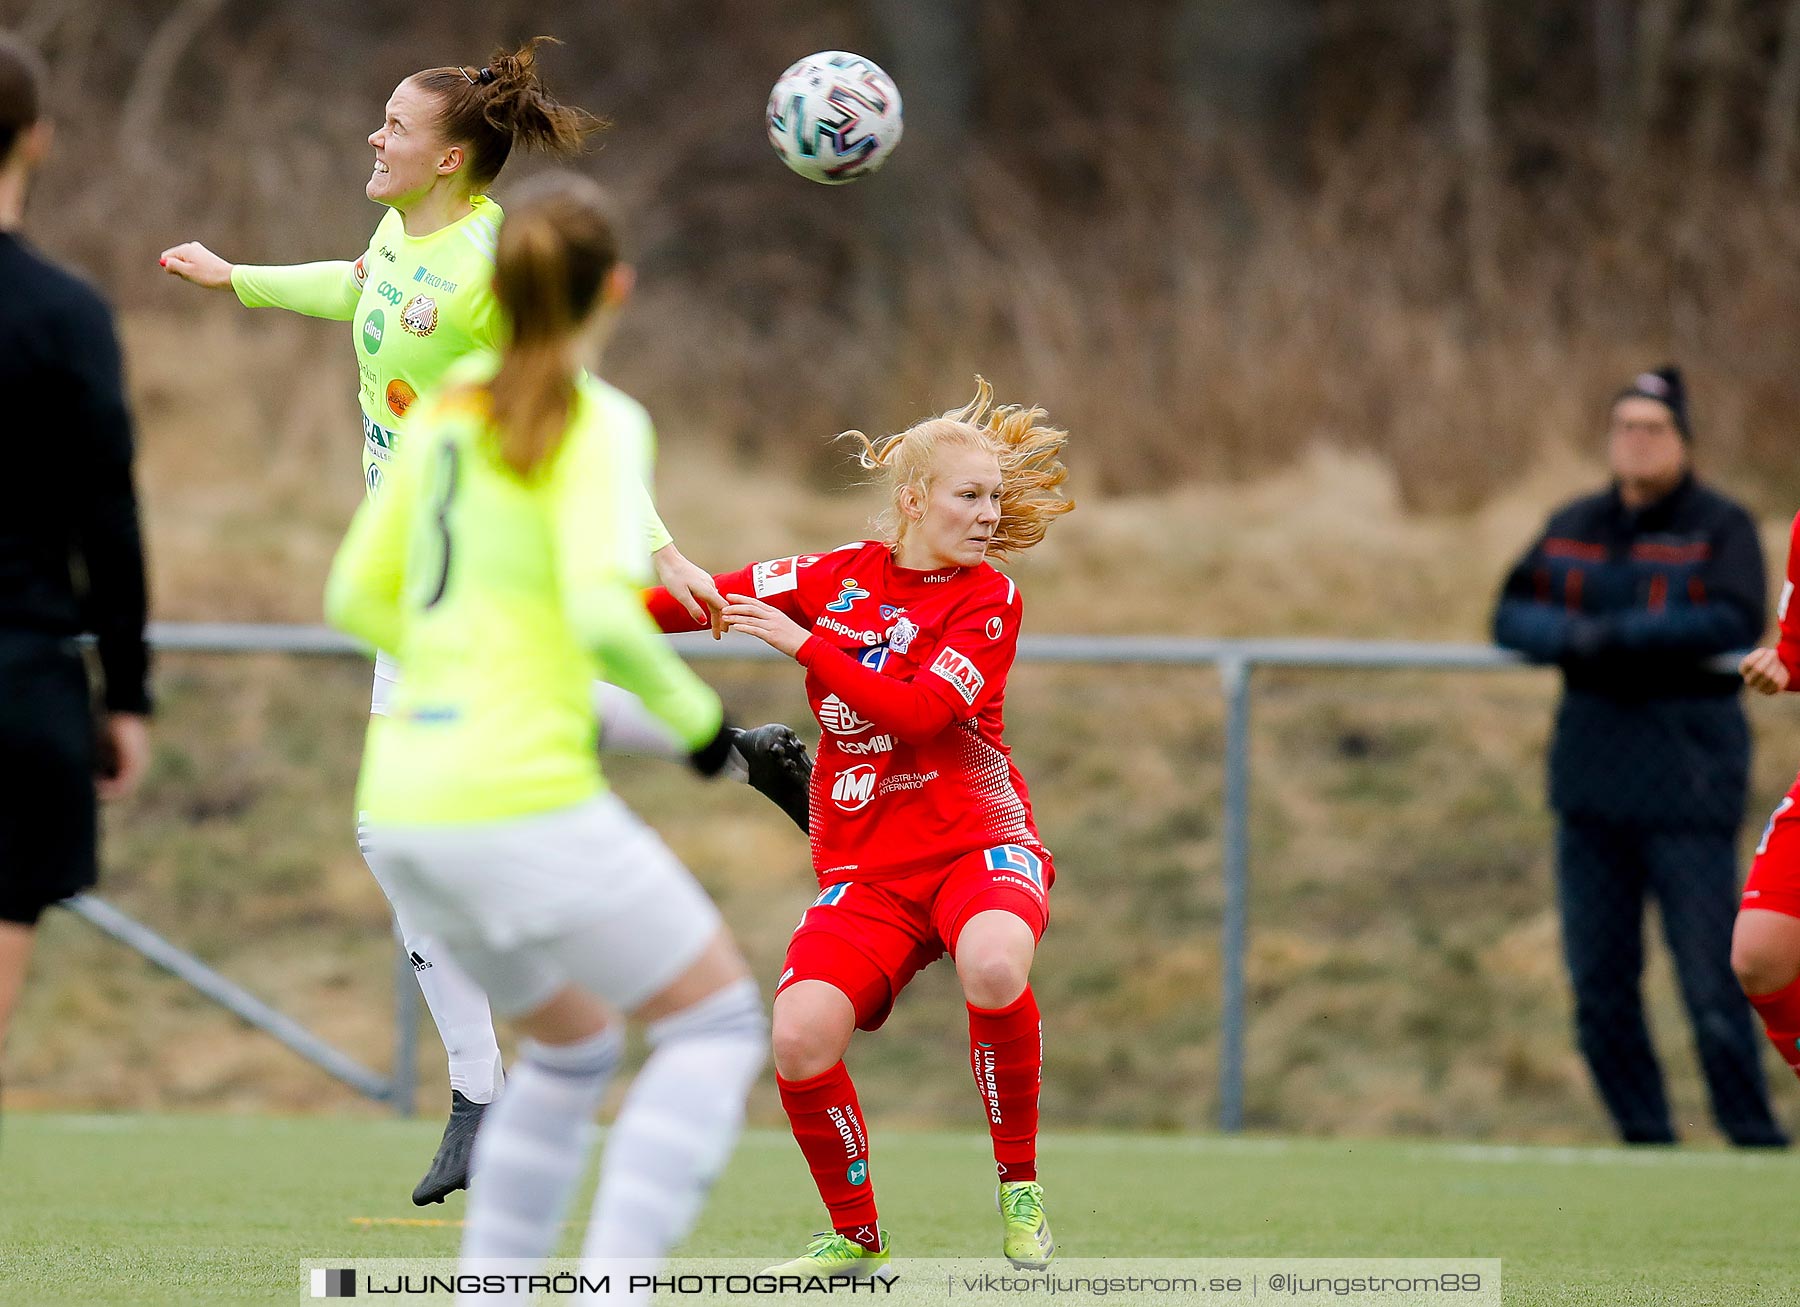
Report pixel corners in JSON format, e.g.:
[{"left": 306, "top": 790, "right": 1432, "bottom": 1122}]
[
  {"left": 997, "top": 1181, "right": 1055, "bottom": 1269},
  {"left": 763, "top": 1229, "right": 894, "bottom": 1283}
]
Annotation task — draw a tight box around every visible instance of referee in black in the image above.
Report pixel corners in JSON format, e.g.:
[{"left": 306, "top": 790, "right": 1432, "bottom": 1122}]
[{"left": 0, "top": 34, "right": 152, "bottom": 1074}]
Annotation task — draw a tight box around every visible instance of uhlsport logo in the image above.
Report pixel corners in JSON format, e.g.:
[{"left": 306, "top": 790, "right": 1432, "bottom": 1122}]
[
  {"left": 310, "top": 1268, "right": 356, "bottom": 1298},
  {"left": 361, "top": 310, "right": 384, "bottom": 354},
  {"left": 831, "top": 764, "right": 878, "bottom": 812}
]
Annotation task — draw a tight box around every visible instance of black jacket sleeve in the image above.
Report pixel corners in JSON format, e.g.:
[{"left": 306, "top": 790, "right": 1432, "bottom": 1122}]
[
  {"left": 1604, "top": 502, "right": 1765, "bottom": 656},
  {"left": 59, "top": 295, "right": 152, "bottom": 714},
  {"left": 1492, "top": 512, "right": 1601, "bottom": 662}
]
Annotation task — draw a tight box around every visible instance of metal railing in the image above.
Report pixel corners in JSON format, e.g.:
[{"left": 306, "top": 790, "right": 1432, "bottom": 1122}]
[{"left": 70, "top": 622, "right": 1643, "bottom": 1126}]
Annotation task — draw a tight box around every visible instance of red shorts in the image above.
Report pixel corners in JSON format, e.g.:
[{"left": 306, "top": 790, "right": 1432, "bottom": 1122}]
[
  {"left": 1744, "top": 780, "right": 1800, "bottom": 920},
  {"left": 776, "top": 843, "right": 1054, "bottom": 1031}
]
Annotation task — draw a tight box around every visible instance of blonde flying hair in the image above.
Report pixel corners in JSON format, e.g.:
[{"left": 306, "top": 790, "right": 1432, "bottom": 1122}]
[
  {"left": 841, "top": 379, "right": 1074, "bottom": 558},
  {"left": 479, "top": 173, "right": 621, "bottom": 476}
]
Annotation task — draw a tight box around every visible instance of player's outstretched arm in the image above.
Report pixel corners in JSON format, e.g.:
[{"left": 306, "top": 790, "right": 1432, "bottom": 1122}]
[
  {"left": 163, "top": 240, "right": 362, "bottom": 321},
  {"left": 158, "top": 241, "right": 234, "bottom": 290}
]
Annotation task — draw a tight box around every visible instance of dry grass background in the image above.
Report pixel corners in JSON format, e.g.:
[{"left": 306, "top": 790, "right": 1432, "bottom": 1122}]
[{"left": 12, "top": 0, "right": 1800, "bottom": 1138}]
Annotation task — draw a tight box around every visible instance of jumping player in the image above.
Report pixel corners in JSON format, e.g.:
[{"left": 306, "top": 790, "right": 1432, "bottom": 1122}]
[
  {"left": 158, "top": 41, "right": 807, "bottom": 1202},
  {"left": 646, "top": 380, "right": 1075, "bottom": 1274},
  {"left": 162, "top": 38, "right": 810, "bottom": 1209},
  {"left": 1735, "top": 511, "right": 1800, "bottom": 1092},
  {"left": 326, "top": 172, "right": 764, "bottom": 1290}
]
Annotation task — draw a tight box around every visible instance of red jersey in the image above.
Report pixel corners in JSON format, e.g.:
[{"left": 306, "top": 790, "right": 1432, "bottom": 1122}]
[
  {"left": 1776, "top": 512, "right": 1800, "bottom": 686},
  {"left": 648, "top": 540, "right": 1046, "bottom": 883}
]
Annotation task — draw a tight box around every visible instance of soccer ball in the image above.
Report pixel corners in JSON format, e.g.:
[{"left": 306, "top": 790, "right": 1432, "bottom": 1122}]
[{"left": 766, "top": 51, "right": 903, "bottom": 185}]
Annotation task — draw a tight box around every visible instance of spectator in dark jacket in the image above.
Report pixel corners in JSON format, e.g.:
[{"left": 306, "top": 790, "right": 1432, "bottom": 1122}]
[
  {"left": 1493, "top": 365, "right": 1786, "bottom": 1147},
  {"left": 0, "top": 34, "right": 152, "bottom": 1072}
]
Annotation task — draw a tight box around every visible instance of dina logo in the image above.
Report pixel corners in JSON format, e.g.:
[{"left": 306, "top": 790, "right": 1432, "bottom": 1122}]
[
  {"left": 846, "top": 1160, "right": 868, "bottom": 1186},
  {"left": 361, "top": 310, "right": 384, "bottom": 354}
]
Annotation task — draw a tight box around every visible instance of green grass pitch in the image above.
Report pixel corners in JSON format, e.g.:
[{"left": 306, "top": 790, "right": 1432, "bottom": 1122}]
[{"left": 1, "top": 1113, "right": 1793, "bottom": 1304}]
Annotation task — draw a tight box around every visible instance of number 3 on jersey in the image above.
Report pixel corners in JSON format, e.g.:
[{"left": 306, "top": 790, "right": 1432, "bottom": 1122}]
[{"left": 417, "top": 442, "right": 460, "bottom": 610}]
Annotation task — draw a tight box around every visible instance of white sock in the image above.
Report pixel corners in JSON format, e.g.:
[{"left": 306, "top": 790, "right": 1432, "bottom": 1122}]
[
  {"left": 581, "top": 979, "right": 765, "bottom": 1270},
  {"left": 460, "top": 1027, "right": 622, "bottom": 1279},
  {"left": 359, "top": 821, "right": 505, "bottom": 1104},
  {"left": 405, "top": 934, "right": 505, "bottom": 1104}
]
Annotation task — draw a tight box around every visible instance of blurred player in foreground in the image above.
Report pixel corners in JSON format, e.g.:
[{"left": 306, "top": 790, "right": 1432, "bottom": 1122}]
[
  {"left": 160, "top": 38, "right": 807, "bottom": 1202},
  {"left": 0, "top": 33, "right": 152, "bottom": 1110},
  {"left": 1735, "top": 512, "right": 1800, "bottom": 1094},
  {"left": 646, "top": 380, "right": 1074, "bottom": 1275},
  {"left": 326, "top": 173, "right": 763, "bottom": 1298}
]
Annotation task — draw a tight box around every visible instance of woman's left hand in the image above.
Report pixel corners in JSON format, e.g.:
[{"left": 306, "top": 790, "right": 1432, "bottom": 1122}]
[
  {"left": 653, "top": 544, "right": 726, "bottom": 637},
  {"left": 723, "top": 593, "right": 811, "bottom": 659}
]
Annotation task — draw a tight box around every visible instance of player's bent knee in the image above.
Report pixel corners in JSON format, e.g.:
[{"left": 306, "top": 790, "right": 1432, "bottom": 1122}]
[
  {"left": 1731, "top": 910, "right": 1800, "bottom": 996},
  {"left": 1732, "top": 939, "right": 1800, "bottom": 997},
  {"left": 771, "top": 983, "right": 853, "bottom": 1080},
  {"left": 958, "top": 952, "right": 1030, "bottom": 1009}
]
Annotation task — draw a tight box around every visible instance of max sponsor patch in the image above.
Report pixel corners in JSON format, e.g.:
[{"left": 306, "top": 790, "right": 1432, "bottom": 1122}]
[{"left": 930, "top": 646, "right": 984, "bottom": 706}]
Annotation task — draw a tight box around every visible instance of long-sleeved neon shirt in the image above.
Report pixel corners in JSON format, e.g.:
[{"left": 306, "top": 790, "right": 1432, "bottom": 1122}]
[
  {"left": 231, "top": 197, "right": 672, "bottom": 553},
  {"left": 325, "top": 361, "right": 722, "bottom": 825}
]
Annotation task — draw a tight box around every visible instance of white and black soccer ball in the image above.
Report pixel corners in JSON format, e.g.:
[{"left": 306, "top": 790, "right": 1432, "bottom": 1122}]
[{"left": 766, "top": 51, "right": 903, "bottom": 185}]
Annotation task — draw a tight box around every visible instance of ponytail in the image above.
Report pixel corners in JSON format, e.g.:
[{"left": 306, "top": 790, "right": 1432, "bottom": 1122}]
[
  {"left": 412, "top": 37, "right": 602, "bottom": 190},
  {"left": 481, "top": 173, "right": 621, "bottom": 476}
]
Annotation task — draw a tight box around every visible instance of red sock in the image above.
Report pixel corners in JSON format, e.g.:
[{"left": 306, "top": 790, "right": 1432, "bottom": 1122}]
[
  {"left": 1747, "top": 974, "right": 1800, "bottom": 1081},
  {"left": 776, "top": 1062, "right": 881, "bottom": 1251},
  {"left": 968, "top": 987, "right": 1042, "bottom": 1183}
]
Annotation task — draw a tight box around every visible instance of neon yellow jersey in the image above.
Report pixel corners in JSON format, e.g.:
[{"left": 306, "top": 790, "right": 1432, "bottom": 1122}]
[
  {"left": 230, "top": 198, "right": 672, "bottom": 553},
  {"left": 324, "top": 362, "right": 723, "bottom": 825}
]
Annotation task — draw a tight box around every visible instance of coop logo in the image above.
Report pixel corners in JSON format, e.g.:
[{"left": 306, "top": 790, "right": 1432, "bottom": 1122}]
[
  {"left": 361, "top": 310, "right": 385, "bottom": 354},
  {"left": 400, "top": 294, "right": 439, "bottom": 336},
  {"left": 930, "top": 646, "right": 984, "bottom": 705},
  {"left": 831, "top": 764, "right": 878, "bottom": 811},
  {"left": 373, "top": 279, "right": 404, "bottom": 306},
  {"left": 825, "top": 578, "right": 869, "bottom": 613},
  {"left": 310, "top": 1267, "right": 356, "bottom": 1298},
  {"left": 818, "top": 694, "right": 873, "bottom": 736}
]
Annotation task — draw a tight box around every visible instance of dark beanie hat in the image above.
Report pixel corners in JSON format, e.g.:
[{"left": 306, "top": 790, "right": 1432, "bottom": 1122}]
[{"left": 1613, "top": 364, "right": 1691, "bottom": 440}]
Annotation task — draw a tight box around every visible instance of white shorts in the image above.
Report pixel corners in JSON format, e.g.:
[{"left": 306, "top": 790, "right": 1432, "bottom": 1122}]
[{"left": 360, "top": 793, "right": 722, "bottom": 1017}]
